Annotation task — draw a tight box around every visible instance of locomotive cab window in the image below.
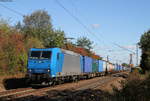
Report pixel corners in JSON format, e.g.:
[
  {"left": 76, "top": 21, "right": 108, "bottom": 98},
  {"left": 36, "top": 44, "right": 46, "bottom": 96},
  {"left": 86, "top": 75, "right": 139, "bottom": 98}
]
[
  {"left": 29, "top": 51, "right": 51, "bottom": 59},
  {"left": 30, "top": 51, "right": 41, "bottom": 59},
  {"left": 41, "top": 51, "right": 51, "bottom": 59}
]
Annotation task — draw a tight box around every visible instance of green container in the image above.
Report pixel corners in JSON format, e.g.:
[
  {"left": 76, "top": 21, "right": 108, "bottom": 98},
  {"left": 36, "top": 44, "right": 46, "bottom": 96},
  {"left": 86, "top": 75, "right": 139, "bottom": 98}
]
[{"left": 92, "top": 59, "right": 99, "bottom": 72}]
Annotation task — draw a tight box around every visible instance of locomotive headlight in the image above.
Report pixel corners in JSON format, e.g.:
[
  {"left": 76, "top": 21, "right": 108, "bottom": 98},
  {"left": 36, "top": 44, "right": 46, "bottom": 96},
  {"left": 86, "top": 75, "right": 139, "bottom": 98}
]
[
  {"left": 28, "top": 69, "right": 32, "bottom": 72},
  {"left": 48, "top": 65, "right": 50, "bottom": 72}
]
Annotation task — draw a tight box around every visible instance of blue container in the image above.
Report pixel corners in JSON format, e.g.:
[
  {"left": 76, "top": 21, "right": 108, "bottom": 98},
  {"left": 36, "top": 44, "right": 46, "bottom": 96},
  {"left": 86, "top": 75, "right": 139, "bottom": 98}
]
[
  {"left": 118, "top": 65, "right": 120, "bottom": 70},
  {"left": 83, "top": 56, "right": 92, "bottom": 73},
  {"left": 119, "top": 65, "right": 121, "bottom": 70},
  {"left": 80, "top": 56, "right": 84, "bottom": 73},
  {"left": 114, "top": 64, "right": 117, "bottom": 71},
  {"left": 120, "top": 66, "right": 123, "bottom": 70},
  {"left": 116, "top": 64, "right": 120, "bottom": 71},
  {"left": 98, "top": 60, "right": 103, "bottom": 72}
]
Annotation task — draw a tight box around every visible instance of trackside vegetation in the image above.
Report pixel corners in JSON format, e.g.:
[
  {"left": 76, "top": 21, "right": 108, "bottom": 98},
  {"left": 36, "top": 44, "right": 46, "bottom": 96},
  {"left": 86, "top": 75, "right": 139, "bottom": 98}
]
[
  {"left": 60, "top": 71, "right": 150, "bottom": 101},
  {"left": 139, "top": 30, "right": 150, "bottom": 73}
]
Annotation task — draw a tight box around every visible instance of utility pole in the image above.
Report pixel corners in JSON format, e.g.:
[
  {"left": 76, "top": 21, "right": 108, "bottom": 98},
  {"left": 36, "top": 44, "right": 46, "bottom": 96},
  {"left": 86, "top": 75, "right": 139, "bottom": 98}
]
[
  {"left": 129, "top": 54, "right": 133, "bottom": 68},
  {"left": 105, "top": 55, "right": 109, "bottom": 74},
  {"left": 136, "top": 44, "right": 139, "bottom": 67}
]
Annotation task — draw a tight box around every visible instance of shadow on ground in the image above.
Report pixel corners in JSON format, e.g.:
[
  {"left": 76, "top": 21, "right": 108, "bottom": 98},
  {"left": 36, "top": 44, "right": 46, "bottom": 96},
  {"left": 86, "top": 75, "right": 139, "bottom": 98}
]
[
  {"left": 3, "top": 77, "right": 52, "bottom": 90},
  {"left": 3, "top": 78, "right": 28, "bottom": 90}
]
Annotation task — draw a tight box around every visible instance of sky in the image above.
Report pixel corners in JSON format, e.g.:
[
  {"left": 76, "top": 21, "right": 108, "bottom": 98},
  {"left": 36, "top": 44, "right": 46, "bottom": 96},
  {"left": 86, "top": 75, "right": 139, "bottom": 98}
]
[{"left": 0, "top": 0, "right": 149, "bottom": 65}]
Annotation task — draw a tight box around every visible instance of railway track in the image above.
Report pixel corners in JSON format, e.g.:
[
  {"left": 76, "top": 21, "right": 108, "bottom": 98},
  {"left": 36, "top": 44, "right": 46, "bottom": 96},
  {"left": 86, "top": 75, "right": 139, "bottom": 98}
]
[
  {"left": 76, "top": 77, "right": 115, "bottom": 90},
  {"left": 0, "top": 72, "right": 128, "bottom": 101},
  {"left": 0, "top": 88, "right": 33, "bottom": 97}
]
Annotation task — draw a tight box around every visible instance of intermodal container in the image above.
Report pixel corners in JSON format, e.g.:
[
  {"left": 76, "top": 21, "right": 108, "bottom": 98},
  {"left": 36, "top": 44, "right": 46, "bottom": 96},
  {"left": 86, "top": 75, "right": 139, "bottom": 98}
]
[
  {"left": 92, "top": 59, "right": 99, "bottom": 72},
  {"left": 98, "top": 60, "right": 103, "bottom": 72},
  {"left": 83, "top": 56, "right": 92, "bottom": 73},
  {"left": 115, "top": 64, "right": 118, "bottom": 71},
  {"left": 103, "top": 61, "right": 107, "bottom": 71},
  {"left": 62, "top": 50, "right": 81, "bottom": 75}
]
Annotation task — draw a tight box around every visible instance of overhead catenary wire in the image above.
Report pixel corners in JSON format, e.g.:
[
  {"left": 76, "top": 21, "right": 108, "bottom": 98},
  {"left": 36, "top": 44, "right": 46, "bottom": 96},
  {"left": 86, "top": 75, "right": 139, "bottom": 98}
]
[
  {"left": 113, "top": 43, "right": 135, "bottom": 54},
  {"left": 0, "top": 3, "right": 24, "bottom": 17},
  {"left": 55, "top": 0, "right": 136, "bottom": 59},
  {"left": 67, "top": 1, "right": 128, "bottom": 57},
  {"left": 67, "top": 0, "right": 112, "bottom": 53},
  {"left": 55, "top": 0, "right": 119, "bottom": 62},
  {"left": 55, "top": 0, "right": 102, "bottom": 42},
  {"left": 69, "top": 1, "right": 137, "bottom": 55},
  {"left": 68, "top": 0, "right": 77, "bottom": 15}
]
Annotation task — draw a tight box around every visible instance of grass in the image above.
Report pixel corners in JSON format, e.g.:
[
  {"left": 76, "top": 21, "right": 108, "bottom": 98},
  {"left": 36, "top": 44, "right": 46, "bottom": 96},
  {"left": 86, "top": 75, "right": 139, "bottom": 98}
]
[{"left": 111, "top": 70, "right": 150, "bottom": 101}]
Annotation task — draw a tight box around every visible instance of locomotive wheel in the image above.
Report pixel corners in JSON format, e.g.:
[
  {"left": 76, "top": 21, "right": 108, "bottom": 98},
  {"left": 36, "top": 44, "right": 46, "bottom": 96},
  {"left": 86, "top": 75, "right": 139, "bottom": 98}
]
[
  {"left": 48, "top": 81, "right": 53, "bottom": 86},
  {"left": 58, "top": 80, "right": 63, "bottom": 84},
  {"left": 52, "top": 81, "right": 56, "bottom": 86}
]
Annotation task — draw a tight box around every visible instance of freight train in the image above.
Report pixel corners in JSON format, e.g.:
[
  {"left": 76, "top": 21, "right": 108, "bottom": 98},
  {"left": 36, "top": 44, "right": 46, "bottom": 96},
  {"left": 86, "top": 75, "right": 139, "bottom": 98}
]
[{"left": 26, "top": 48, "right": 127, "bottom": 85}]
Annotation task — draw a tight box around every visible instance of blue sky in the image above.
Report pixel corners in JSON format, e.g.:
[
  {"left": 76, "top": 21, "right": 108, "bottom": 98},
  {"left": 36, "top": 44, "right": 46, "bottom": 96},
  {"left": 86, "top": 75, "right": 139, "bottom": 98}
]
[{"left": 0, "top": 0, "right": 149, "bottom": 65}]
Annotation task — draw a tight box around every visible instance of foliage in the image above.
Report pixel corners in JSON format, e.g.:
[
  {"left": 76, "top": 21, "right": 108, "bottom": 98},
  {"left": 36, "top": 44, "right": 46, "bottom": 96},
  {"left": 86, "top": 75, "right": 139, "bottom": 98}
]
[
  {"left": 15, "top": 21, "right": 22, "bottom": 32},
  {"left": 0, "top": 22, "right": 27, "bottom": 73},
  {"left": 0, "top": 18, "right": 46, "bottom": 74},
  {"left": 22, "top": 10, "right": 52, "bottom": 39},
  {"left": 63, "top": 43, "right": 101, "bottom": 59},
  {"left": 76, "top": 37, "right": 93, "bottom": 50},
  {"left": 139, "top": 30, "right": 150, "bottom": 51},
  {"left": 24, "top": 37, "right": 44, "bottom": 49},
  {"left": 22, "top": 10, "right": 65, "bottom": 48},
  {"left": 44, "top": 29, "right": 65, "bottom": 48},
  {"left": 139, "top": 30, "right": 150, "bottom": 72},
  {"left": 122, "top": 63, "right": 129, "bottom": 67}
]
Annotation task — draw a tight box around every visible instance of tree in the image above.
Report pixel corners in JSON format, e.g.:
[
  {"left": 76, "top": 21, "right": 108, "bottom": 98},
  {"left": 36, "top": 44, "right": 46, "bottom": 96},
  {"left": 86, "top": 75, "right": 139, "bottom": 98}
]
[
  {"left": 122, "top": 63, "right": 130, "bottom": 67},
  {"left": 44, "top": 29, "right": 65, "bottom": 48},
  {"left": 25, "top": 37, "right": 44, "bottom": 49},
  {"left": 139, "top": 30, "right": 150, "bottom": 72},
  {"left": 0, "top": 21, "right": 27, "bottom": 73},
  {"left": 22, "top": 10, "right": 52, "bottom": 39},
  {"left": 15, "top": 21, "right": 22, "bottom": 32},
  {"left": 139, "top": 30, "right": 150, "bottom": 51},
  {"left": 76, "top": 37, "right": 93, "bottom": 50},
  {"left": 22, "top": 10, "right": 65, "bottom": 48}
]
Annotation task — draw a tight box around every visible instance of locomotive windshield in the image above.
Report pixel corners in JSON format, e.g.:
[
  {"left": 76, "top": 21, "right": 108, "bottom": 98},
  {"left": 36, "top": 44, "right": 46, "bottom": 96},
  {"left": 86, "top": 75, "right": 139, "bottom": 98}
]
[{"left": 29, "top": 51, "right": 51, "bottom": 59}]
